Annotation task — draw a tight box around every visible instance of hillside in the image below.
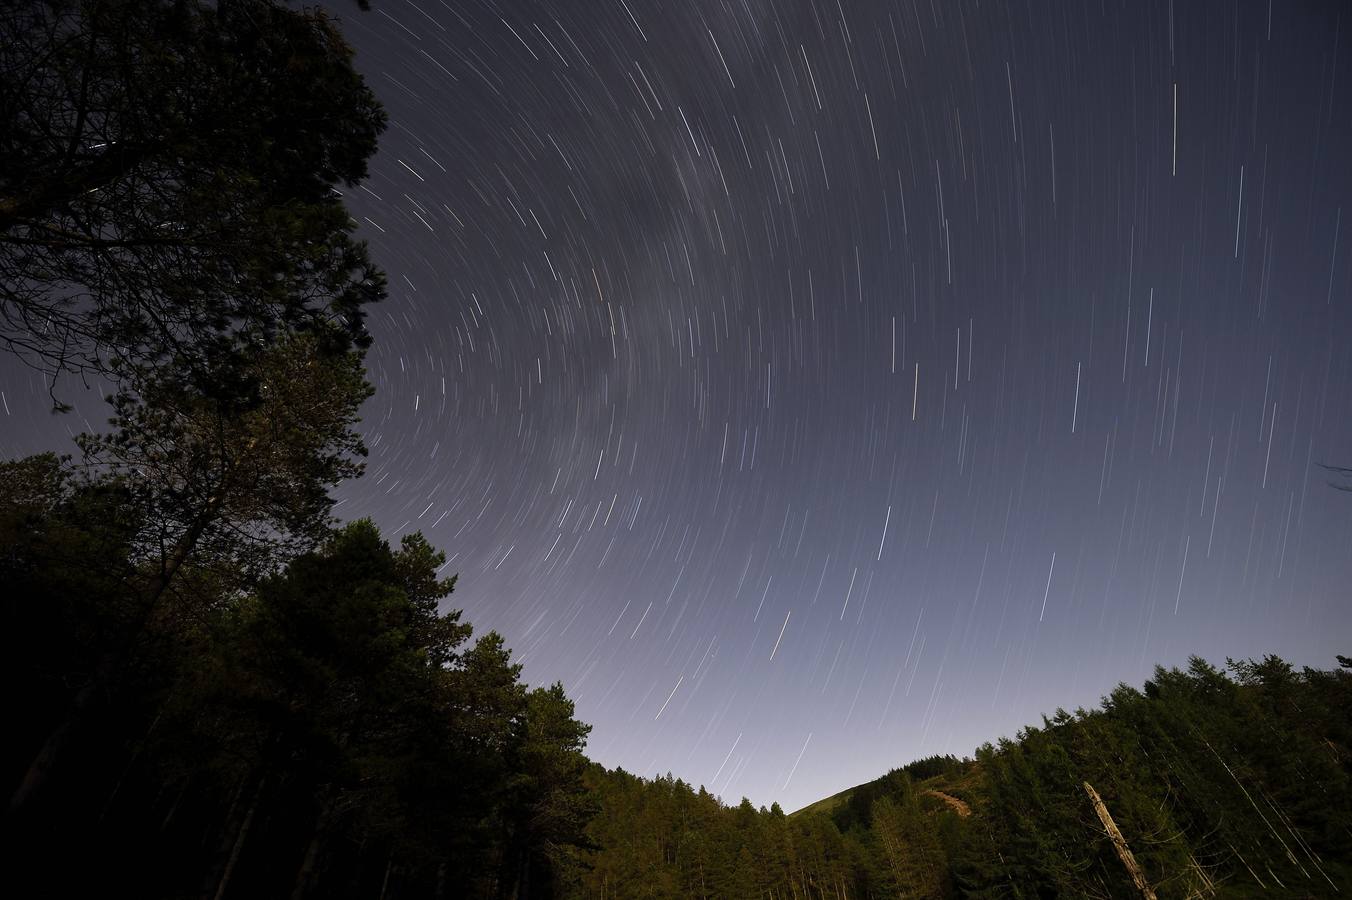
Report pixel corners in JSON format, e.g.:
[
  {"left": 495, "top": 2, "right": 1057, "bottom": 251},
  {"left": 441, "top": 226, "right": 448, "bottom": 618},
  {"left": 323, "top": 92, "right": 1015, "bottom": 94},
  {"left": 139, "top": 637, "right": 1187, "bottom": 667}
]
[
  {"left": 561, "top": 654, "right": 1352, "bottom": 899},
  {"left": 789, "top": 752, "right": 969, "bottom": 819},
  {"left": 790, "top": 784, "right": 854, "bottom": 819}
]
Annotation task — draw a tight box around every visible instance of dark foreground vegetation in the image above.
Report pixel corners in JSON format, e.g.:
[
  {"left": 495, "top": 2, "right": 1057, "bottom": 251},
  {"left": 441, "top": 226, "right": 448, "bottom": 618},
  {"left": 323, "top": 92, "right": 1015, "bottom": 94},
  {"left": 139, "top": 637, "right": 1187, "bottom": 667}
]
[
  {"left": 5, "top": 464, "right": 1350, "bottom": 900},
  {"left": 5, "top": 458, "right": 1350, "bottom": 899},
  {"left": 3, "top": 1, "right": 1349, "bottom": 898},
  {"left": 4, "top": 473, "right": 593, "bottom": 897}
]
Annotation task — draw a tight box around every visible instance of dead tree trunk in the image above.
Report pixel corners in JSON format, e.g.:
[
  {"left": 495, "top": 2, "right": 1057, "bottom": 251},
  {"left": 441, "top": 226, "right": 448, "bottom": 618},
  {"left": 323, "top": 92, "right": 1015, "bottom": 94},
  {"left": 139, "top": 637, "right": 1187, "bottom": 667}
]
[{"left": 1083, "top": 781, "right": 1157, "bottom": 900}]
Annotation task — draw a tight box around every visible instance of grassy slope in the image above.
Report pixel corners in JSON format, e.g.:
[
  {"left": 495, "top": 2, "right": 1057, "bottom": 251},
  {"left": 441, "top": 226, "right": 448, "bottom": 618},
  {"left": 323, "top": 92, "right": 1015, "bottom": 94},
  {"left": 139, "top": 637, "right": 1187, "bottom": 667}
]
[
  {"left": 789, "top": 785, "right": 855, "bottom": 818},
  {"left": 789, "top": 761, "right": 984, "bottom": 820}
]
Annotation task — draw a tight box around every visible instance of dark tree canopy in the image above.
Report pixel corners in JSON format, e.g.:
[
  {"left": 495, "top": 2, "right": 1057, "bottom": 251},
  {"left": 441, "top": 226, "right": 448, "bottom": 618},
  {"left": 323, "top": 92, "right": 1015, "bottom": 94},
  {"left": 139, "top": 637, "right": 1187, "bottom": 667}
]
[
  {"left": 78, "top": 332, "right": 374, "bottom": 596},
  {"left": 0, "top": 0, "right": 387, "bottom": 397},
  {"left": 3, "top": 500, "right": 597, "bottom": 898},
  {"left": 0, "top": 3, "right": 606, "bottom": 897}
]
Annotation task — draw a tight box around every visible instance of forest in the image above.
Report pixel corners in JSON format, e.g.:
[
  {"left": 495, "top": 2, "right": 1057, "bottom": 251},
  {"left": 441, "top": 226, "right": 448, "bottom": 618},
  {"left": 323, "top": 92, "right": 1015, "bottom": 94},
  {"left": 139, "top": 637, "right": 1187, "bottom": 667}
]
[
  {"left": 562, "top": 655, "right": 1352, "bottom": 898},
  {"left": 2, "top": 1, "right": 1349, "bottom": 897}
]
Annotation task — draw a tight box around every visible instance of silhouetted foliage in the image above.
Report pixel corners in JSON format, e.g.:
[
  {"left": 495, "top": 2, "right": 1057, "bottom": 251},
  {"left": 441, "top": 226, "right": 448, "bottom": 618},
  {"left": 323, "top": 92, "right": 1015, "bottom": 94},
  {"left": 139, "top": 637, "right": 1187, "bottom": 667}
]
[
  {"left": 4, "top": 7, "right": 595, "bottom": 896},
  {"left": 0, "top": 0, "right": 386, "bottom": 402},
  {"left": 3, "top": 506, "right": 594, "bottom": 898}
]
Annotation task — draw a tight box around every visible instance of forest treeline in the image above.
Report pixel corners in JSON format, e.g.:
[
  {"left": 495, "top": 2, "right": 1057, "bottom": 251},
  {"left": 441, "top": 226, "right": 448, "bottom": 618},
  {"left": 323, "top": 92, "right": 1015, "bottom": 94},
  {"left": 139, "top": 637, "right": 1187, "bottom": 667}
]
[
  {"left": 4, "top": 463, "right": 593, "bottom": 897},
  {"left": 6, "top": 451, "right": 1351, "bottom": 900},
  {"left": 3, "top": 2, "right": 1350, "bottom": 898},
  {"left": 560, "top": 656, "right": 1352, "bottom": 898}
]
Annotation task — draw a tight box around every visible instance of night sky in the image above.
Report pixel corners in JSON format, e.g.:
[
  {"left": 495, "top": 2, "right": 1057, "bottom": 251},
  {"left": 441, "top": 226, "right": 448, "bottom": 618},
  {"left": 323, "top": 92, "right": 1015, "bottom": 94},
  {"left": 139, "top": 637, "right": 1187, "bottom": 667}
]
[{"left": 4, "top": 0, "right": 1352, "bottom": 812}]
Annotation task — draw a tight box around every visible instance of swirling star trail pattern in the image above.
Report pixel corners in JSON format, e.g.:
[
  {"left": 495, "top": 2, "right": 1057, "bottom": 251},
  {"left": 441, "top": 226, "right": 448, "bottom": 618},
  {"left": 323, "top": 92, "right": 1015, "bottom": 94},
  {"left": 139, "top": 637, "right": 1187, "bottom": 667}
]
[{"left": 4, "top": 0, "right": 1351, "bottom": 811}]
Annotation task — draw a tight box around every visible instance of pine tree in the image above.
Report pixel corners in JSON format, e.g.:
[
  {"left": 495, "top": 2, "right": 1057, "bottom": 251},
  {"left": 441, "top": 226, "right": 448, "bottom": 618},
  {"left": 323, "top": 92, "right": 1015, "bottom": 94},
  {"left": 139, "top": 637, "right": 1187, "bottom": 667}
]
[{"left": 1, "top": 0, "right": 386, "bottom": 396}]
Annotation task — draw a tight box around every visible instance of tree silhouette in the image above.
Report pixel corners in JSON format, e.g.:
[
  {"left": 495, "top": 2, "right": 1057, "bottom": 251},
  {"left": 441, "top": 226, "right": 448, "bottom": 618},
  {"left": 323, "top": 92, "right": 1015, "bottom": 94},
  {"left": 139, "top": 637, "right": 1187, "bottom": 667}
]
[{"left": 1, "top": 0, "right": 386, "bottom": 403}]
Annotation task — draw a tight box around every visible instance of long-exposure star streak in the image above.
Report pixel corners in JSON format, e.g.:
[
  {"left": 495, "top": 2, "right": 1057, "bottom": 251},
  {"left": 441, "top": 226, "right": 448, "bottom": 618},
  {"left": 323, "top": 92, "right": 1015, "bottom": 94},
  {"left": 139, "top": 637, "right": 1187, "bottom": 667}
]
[{"left": 2, "top": 0, "right": 1350, "bottom": 813}]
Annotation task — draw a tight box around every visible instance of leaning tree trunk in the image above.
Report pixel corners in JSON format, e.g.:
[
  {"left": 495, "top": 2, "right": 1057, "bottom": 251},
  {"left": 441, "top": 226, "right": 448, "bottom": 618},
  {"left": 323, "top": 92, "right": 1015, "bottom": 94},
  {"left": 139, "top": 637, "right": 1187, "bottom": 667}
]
[
  {"left": 208, "top": 773, "right": 267, "bottom": 900},
  {"left": 1083, "top": 781, "right": 1157, "bottom": 900},
  {"left": 378, "top": 853, "right": 394, "bottom": 900},
  {"left": 7, "top": 649, "right": 118, "bottom": 816},
  {"left": 7, "top": 499, "right": 220, "bottom": 817},
  {"left": 290, "top": 790, "right": 335, "bottom": 900}
]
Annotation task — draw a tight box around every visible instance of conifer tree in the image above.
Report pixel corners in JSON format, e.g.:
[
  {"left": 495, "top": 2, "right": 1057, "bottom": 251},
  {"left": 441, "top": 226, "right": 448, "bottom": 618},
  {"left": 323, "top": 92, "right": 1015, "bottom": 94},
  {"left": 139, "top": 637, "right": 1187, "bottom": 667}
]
[{"left": 1, "top": 0, "right": 387, "bottom": 397}]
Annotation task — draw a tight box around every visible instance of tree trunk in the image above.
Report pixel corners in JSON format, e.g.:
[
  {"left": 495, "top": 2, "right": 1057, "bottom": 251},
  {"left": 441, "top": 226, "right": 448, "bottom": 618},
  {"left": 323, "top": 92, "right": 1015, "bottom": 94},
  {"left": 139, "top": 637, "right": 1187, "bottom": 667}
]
[
  {"left": 99, "top": 707, "right": 165, "bottom": 822},
  {"left": 160, "top": 777, "right": 192, "bottom": 832},
  {"left": 8, "top": 497, "right": 220, "bottom": 817},
  {"left": 144, "top": 498, "right": 221, "bottom": 609},
  {"left": 378, "top": 853, "right": 394, "bottom": 900},
  {"left": 290, "top": 791, "right": 335, "bottom": 900},
  {"left": 1083, "top": 781, "right": 1157, "bottom": 900},
  {"left": 210, "top": 773, "right": 266, "bottom": 900},
  {"left": 7, "top": 652, "right": 114, "bottom": 816}
]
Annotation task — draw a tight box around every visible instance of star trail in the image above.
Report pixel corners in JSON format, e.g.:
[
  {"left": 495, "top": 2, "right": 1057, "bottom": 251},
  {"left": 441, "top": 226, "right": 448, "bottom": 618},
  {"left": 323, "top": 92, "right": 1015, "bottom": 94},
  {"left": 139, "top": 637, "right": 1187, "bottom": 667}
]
[{"left": 4, "top": 0, "right": 1351, "bottom": 812}]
